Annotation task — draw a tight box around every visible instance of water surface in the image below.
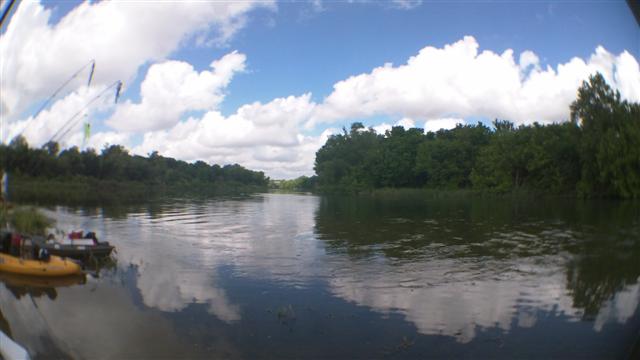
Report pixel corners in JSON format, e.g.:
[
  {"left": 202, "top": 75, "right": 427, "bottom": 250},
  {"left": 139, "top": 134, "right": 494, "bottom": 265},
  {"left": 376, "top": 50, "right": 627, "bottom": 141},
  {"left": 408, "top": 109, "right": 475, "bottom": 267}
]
[{"left": 1, "top": 193, "right": 639, "bottom": 359}]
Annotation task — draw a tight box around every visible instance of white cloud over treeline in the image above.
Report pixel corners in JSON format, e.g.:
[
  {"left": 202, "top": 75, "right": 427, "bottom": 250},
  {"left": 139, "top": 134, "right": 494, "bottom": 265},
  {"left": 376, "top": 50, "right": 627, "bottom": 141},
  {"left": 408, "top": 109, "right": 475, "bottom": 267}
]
[
  {"left": 1, "top": 1, "right": 638, "bottom": 179},
  {"left": 128, "top": 37, "right": 637, "bottom": 178},
  {"left": 310, "top": 36, "right": 640, "bottom": 127}
]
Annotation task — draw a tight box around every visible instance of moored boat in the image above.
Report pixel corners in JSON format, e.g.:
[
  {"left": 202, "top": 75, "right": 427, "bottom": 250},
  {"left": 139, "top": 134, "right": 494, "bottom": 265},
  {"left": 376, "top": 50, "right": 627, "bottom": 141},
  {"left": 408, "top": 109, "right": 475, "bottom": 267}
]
[
  {"left": 0, "top": 253, "right": 82, "bottom": 277},
  {"left": 0, "top": 272, "right": 86, "bottom": 288},
  {"left": 32, "top": 233, "right": 115, "bottom": 260}
]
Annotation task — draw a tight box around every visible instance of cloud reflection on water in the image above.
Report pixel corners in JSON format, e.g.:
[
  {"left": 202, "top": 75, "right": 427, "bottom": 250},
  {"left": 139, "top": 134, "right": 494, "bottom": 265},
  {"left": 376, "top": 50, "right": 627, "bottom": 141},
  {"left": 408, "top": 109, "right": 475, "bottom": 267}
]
[{"left": 2, "top": 194, "right": 638, "bottom": 356}]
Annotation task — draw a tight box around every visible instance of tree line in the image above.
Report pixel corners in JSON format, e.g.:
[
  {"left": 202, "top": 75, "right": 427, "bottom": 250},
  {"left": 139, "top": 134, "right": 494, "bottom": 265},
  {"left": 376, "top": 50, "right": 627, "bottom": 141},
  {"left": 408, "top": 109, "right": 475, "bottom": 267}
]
[
  {"left": 270, "top": 176, "right": 317, "bottom": 191},
  {"left": 314, "top": 74, "right": 640, "bottom": 198},
  {"left": 0, "top": 140, "right": 269, "bottom": 190}
]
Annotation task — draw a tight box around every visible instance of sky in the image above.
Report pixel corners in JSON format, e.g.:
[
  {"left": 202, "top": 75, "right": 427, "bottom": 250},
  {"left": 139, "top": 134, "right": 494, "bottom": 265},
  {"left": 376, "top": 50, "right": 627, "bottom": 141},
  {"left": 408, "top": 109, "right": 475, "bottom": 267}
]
[{"left": 0, "top": 0, "right": 638, "bottom": 179}]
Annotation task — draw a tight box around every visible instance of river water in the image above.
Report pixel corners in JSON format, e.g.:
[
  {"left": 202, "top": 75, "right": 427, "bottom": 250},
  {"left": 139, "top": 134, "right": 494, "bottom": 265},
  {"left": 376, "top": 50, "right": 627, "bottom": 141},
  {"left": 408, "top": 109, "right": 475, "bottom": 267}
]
[{"left": 1, "top": 193, "right": 639, "bottom": 359}]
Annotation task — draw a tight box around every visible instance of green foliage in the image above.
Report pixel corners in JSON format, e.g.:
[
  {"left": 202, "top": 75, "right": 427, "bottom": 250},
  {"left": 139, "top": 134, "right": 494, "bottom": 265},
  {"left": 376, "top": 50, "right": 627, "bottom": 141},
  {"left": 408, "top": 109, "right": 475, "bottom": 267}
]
[
  {"left": 272, "top": 176, "right": 318, "bottom": 191},
  {"left": 314, "top": 123, "right": 383, "bottom": 192},
  {"left": 7, "top": 207, "right": 54, "bottom": 235},
  {"left": 0, "top": 142, "right": 270, "bottom": 202},
  {"left": 315, "top": 73, "right": 638, "bottom": 198},
  {"left": 571, "top": 73, "right": 640, "bottom": 198},
  {"left": 417, "top": 123, "right": 491, "bottom": 188},
  {"left": 378, "top": 127, "right": 424, "bottom": 187},
  {"left": 471, "top": 121, "right": 581, "bottom": 193}
]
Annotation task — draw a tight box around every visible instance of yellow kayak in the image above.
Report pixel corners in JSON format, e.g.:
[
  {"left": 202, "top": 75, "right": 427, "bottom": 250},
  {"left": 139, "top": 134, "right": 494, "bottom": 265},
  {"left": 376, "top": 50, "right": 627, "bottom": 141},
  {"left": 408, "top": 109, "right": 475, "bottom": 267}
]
[
  {"left": 0, "top": 253, "right": 82, "bottom": 277},
  {"left": 0, "top": 272, "right": 86, "bottom": 288}
]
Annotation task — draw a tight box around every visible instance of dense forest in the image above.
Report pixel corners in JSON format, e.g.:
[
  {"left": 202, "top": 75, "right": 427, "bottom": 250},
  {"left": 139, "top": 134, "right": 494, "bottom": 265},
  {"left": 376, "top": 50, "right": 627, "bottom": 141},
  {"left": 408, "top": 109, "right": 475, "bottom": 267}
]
[
  {"left": 0, "top": 140, "right": 269, "bottom": 202},
  {"left": 314, "top": 74, "right": 640, "bottom": 198}
]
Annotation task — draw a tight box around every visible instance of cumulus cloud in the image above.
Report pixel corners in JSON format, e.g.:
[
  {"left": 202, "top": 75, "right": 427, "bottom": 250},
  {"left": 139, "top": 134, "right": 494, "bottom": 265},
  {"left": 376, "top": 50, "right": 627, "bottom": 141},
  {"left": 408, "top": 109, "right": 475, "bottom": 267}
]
[
  {"left": 71, "top": 130, "right": 131, "bottom": 152},
  {"left": 122, "top": 33, "right": 639, "bottom": 178},
  {"left": 2, "top": 87, "right": 113, "bottom": 147},
  {"left": 396, "top": 117, "right": 416, "bottom": 129},
  {"left": 131, "top": 94, "right": 327, "bottom": 179},
  {"left": 424, "top": 118, "right": 463, "bottom": 133},
  {"left": 0, "top": 0, "right": 272, "bottom": 121},
  {"left": 372, "top": 117, "right": 416, "bottom": 135},
  {"left": 311, "top": 36, "right": 640, "bottom": 127},
  {"left": 519, "top": 50, "right": 541, "bottom": 72},
  {"left": 108, "top": 52, "right": 246, "bottom": 132},
  {"left": 4, "top": 18, "right": 639, "bottom": 180},
  {"left": 372, "top": 117, "right": 459, "bottom": 136}
]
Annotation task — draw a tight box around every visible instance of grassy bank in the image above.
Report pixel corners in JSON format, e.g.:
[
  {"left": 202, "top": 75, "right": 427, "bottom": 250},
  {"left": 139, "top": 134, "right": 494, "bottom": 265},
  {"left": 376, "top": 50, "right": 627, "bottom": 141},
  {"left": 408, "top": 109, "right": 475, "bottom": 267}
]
[
  {"left": 0, "top": 206, "right": 54, "bottom": 235},
  {"left": 318, "top": 186, "right": 578, "bottom": 202},
  {"left": 8, "top": 175, "right": 268, "bottom": 205}
]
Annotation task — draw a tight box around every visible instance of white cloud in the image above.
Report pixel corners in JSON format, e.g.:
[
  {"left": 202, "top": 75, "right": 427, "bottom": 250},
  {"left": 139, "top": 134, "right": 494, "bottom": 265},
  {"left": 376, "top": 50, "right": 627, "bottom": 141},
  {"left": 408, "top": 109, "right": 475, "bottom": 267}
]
[
  {"left": 311, "top": 36, "right": 640, "bottom": 127},
  {"left": 4, "top": 20, "right": 639, "bottom": 180},
  {"left": 372, "top": 123, "right": 392, "bottom": 135},
  {"left": 71, "top": 130, "right": 131, "bottom": 152},
  {"left": 108, "top": 51, "right": 246, "bottom": 132},
  {"left": 423, "top": 118, "right": 463, "bottom": 133},
  {"left": 613, "top": 51, "right": 640, "bottom": 101},
  {"left": 391, "top": 0, "right": 423, "bottom": 10},
  {"left": 0, "top": 0, "right": 273, "bottom": 121},
  {"left": 131, "top": 94, "right": 325, "bottom": 179},
  {"left": 373, "top": 117, "right": 415, "bottom": 135},
  {"left": 519, "top": 50, "right": 540, "bottom": 71},
  {"left": 373, "top": 117, "right": 458, "bottom": 137},
  {"left": 2, "top": 87, "right": 113, "bottom": 147},
  {"left": 396, "top": 117, "right": 416, "bottom": 129}
]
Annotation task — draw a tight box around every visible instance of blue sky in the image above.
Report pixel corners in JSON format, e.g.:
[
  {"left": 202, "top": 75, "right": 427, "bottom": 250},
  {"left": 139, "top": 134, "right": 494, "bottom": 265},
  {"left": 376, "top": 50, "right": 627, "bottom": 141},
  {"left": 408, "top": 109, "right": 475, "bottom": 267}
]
[
  {"left": 1, "top": 1, "right": 638, "bottom": 178},
  {"left": 168, "top": 1, "right": 638, "bottom": 117}
]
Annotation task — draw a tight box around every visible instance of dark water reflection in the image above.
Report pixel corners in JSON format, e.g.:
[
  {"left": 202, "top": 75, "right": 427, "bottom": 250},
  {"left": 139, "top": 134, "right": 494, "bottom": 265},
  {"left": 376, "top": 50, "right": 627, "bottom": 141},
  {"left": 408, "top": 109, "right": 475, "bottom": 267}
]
[{"left": 1, "top": 194, "right": 639, "bottom": 359}]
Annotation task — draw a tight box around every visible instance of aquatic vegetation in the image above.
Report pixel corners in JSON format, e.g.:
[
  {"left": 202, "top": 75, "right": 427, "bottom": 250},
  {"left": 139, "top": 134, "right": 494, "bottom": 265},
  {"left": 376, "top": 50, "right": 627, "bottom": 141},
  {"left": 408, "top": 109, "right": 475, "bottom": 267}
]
[{"left": 3, "top": 206, "right": 53, "bottom": 235}]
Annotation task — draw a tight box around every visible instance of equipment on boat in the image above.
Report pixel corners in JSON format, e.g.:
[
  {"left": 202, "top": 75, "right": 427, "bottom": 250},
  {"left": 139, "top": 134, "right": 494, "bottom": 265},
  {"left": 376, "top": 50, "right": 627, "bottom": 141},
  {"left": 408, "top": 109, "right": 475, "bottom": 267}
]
[
  {"left": 32, "top": 232, "right": 115, "bottom": 260},
  {"left": 0, "top": 253, "right": 82, "bottom": 277}
]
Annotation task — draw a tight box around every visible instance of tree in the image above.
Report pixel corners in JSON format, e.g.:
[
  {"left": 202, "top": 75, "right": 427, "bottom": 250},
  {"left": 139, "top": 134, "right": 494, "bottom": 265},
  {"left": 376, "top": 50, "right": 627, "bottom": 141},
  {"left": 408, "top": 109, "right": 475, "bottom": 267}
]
[
  {"left": 378, "top": 126, "right": 424, "bottom": 188},
  {"left": 416, "top": 123, "right": 490, "bottom": 188},
  {"left": 43, "top": 141, "right": 60, "bottom": 156},
  {"left": 470, "top": 120, "right": 520, "bottom": 192},
  {"left": 571, "top": 73, "right": 640, "bottom": 198},
  {"left": 314, "top": 124, "right": 382, "bottom": 191}
]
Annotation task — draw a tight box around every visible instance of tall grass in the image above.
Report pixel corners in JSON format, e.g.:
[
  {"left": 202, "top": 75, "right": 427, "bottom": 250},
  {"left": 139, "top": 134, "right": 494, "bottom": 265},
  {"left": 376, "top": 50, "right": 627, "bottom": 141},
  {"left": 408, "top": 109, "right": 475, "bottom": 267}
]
[{"left": 2, "top": 206, "right": 54, "bottom": 235}]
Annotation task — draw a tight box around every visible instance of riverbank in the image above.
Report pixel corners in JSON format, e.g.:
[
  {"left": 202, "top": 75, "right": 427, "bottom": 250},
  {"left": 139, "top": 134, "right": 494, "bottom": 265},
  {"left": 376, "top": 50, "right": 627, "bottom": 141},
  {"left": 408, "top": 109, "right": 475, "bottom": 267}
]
[
  {"left": 7, "top": 175, "right": 268, "bottom": 205},
  {"left": 314, "top": 186, "right": 582, "bottom": 201}
]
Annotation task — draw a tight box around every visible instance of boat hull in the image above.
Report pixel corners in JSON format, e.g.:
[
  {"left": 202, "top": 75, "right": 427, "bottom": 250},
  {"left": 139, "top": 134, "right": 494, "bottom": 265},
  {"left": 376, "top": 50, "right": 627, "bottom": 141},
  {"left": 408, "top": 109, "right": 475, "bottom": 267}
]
[
  {"left": 0, "top": 272, "right": 86, "bottom": 288},
  {"left": 0, "top": 253, "right": 82, "bottom": 277},
  {"left": 42, "top": 243, "right": 114, "bottom": 259}
]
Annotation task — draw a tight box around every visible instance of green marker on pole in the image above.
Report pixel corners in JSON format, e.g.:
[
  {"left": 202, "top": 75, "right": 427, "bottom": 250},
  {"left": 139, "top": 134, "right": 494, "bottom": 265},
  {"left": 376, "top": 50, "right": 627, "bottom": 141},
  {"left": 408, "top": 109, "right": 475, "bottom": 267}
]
[{"left": 84, "top": 122, "right": 91, "bottom": 141}]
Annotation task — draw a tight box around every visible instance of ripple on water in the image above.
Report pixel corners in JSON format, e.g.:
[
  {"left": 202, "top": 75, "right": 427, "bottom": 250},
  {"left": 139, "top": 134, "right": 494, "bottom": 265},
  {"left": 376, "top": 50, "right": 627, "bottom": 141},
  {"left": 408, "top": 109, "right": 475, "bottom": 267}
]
[{"left": 12, "top": 196, "right": 640, "bottom": 359}]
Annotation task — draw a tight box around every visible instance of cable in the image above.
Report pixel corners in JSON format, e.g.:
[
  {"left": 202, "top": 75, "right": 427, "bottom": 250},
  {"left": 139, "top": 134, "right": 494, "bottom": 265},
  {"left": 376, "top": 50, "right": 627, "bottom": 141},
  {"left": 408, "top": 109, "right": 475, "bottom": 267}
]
[
  {"left": 48, "top": 80, "right": 122, "bottom": 145},
  {"left": 32, "top": 59, "right": 96, "bottom": 120}
]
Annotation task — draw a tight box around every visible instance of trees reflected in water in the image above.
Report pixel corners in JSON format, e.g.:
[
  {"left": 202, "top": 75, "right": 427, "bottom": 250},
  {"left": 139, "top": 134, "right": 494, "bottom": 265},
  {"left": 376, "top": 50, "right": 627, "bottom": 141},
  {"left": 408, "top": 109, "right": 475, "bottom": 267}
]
[{"left": 314, "top": 195, "right": 640, "bottom": 321}]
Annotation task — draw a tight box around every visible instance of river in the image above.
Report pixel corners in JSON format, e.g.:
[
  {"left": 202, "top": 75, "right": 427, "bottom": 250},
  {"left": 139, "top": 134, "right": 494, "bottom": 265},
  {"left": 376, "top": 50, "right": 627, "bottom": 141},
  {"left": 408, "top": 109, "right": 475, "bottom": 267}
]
[{"left": 1, "top": 193, "right": 639, "bottom": 359}]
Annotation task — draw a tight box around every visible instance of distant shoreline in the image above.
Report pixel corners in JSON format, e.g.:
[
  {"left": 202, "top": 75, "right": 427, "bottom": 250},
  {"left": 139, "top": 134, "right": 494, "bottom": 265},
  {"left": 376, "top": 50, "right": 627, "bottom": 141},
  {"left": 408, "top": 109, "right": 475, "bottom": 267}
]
[{"left": 8, "top": 175, "right": 268, "bottom": 205}]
